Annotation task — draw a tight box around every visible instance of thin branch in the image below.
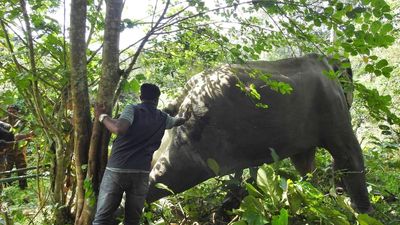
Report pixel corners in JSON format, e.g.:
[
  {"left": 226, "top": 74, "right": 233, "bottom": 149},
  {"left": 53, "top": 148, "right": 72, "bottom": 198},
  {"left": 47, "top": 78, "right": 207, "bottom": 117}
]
[
  {"left": 275, "top": 6, "right": 324, "bottom": 54},
  {"left": 2, "top": 19, "right": 29, "bottom": 47},
  {"left": 151, "top": 0, "right": 159, "bottom": 28},
  {"left": 113, "top": 0, "right": 171, "bottom": 106},
  {"left": 86, "top": 0, "right": 103, "bottom": 47},
  {"left": 122, "top": 0, "right": 171, "bottom": 76},
  {"left": 0, "top": 19, "right": 28, "bottom": 72},
  {"left": 263, "top": 9, "right": 297, "bottom": 57},
  {"left": 87, "top": 44, "right": 103, "bottom": 64},
  {"left": 20, "top": 0, "right": 38, "bottom": 76},
  {"left": 63, "top": 0, "right": 67, "bottom": 71}
]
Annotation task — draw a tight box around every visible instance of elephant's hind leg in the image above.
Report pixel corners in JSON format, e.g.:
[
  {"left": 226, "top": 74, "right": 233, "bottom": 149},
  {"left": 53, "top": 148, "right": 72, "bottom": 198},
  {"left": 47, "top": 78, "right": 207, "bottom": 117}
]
[{"left": 290, "top": 149, "right": 316, "bottom": 177}]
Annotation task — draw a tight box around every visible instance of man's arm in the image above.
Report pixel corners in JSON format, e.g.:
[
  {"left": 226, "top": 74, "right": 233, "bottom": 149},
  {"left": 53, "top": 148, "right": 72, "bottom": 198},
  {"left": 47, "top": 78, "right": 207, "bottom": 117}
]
[
  {"left": 15, "top": 131, "right": 34, "bottom": 141},
  {"left": 95, "top": 103, "right": 133, "bottom": 135},
  {"left": 100, "top": 116, "right": 131, "bottom": 135},
  {"left": 165, "top": 109, "right": 190, "bottom": 129}
]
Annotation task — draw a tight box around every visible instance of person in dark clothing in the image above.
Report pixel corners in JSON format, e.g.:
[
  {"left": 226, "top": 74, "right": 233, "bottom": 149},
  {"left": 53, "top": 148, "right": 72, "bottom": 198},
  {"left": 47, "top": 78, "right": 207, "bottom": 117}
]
[
  {"left": 0, "top": 120, "right": 33, "bottom": 190},
  {"left": 93, "top": 83, "right": 189, "bottom": 225},
  {"left": 3, "top": 104, "right": 32, "bottom": 189}
]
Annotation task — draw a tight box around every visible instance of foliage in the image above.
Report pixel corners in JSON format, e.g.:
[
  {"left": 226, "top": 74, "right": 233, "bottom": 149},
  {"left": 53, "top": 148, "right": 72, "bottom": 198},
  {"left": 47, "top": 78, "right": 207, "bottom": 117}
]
[
  {"left": 1, "top": 178, "right": 55, "bottom": 225},
  {"left": 233, "top": 164, "right": 354, "bottom": 225},
  {"left": 144, "top": 178, "right": 227, "bottom": 224},
  {"left": 0, "top": 0, "right": 399, "bottom": 224}
]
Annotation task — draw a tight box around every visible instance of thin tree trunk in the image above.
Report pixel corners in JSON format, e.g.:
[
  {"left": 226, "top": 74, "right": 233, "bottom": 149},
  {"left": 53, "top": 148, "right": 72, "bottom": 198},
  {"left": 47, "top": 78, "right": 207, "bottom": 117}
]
[
  {"left": 19, "top": 1, "right": 70, "bottom": 218},
  {"left": 88, "top": 0, "right": 123, "bottom": 192},
  {"left": 70, "top": 0, "right": 92, "bottom": 224}
]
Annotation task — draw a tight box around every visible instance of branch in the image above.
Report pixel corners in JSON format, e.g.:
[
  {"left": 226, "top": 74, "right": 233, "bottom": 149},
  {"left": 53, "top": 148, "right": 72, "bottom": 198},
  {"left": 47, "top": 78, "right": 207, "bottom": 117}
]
[
  {"left": 2, "top": 18, "right": 29, "bottom": 47},
  {"left": 263, "top": 8, "right": 297, "bottom": 57},
  {"left": 0, "top": 19, "right": 28, "bottom": 72},
  {"left": 113, "top": 1, "right": 171, "bottom": 106},
  {"left": 20, "top": 0, "right": 38, "bottom": 76},
  {"left": 274, "top": 6, "right": 324, "bottom": 54},
  {"left": 87, "top": 43, "right": 103, "bottom": 64},
  {"left": 86, "top": 0, "right": 103, "bottom": 47},
  {"left": 63, "top": 0, "right": 67, "bottom": 71},
  {"left": 122, "top": 0, "right": 171, "bottom": 76}
]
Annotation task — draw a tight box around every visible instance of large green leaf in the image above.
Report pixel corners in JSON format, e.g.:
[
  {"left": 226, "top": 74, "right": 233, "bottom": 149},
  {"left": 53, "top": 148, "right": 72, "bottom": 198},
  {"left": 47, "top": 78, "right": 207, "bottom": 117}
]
[
  {"left": 357, "top": 214, "right": 384, "bottom": 225},
  {"left": 271, "top": 208, "right": 289, "bottom": 225}
]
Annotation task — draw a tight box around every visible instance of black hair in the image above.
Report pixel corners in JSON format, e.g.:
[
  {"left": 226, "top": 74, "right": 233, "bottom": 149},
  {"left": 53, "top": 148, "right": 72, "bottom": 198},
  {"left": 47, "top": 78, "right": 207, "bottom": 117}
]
[
  {"left": 140, "top": 83, "right": 161, "bottom": 101},
  {"left": 7, "top": 104, "right": 19, "bottom": 111}
]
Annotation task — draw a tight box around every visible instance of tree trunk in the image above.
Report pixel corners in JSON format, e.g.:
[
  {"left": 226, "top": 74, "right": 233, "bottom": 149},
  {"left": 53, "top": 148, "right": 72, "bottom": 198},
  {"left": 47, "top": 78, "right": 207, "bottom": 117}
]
[
  {"left": 69, "top": 0, "right": 92, "bottom": 224},
  {"left": 73, "top": 0, "right": 124, "bottom": 224},
  {"left": 88, "top": 0, "right": 123, "bottom": 191}
]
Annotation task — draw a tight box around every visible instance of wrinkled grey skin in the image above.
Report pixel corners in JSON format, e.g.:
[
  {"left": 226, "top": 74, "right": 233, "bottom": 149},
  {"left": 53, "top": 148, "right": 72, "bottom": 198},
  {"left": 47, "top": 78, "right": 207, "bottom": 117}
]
[{"left": 148, "top": 54, "right": 372, "bottom": 213}]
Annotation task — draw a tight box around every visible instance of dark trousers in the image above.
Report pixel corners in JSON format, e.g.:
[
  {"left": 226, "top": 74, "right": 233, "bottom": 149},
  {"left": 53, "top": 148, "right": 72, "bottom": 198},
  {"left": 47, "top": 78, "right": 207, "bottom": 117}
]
[
  {"left": 6, "top": 146, "right": 27, "bottom": 188},
  {"left": 93, "top": 169, "right": 150, "bottom": 225}
]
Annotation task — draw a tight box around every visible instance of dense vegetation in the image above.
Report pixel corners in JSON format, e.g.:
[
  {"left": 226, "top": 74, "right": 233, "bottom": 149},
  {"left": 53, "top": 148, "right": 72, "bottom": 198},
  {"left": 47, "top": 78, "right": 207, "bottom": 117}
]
[{"left": 0, "top": 0, "right": 399, "bottom": 224}]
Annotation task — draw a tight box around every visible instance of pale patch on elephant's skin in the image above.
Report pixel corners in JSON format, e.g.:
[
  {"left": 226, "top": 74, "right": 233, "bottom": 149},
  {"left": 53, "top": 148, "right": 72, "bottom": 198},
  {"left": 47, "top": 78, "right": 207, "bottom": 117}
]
[{"left": 151, "top": 130, "right": 173, "bottom": 169}]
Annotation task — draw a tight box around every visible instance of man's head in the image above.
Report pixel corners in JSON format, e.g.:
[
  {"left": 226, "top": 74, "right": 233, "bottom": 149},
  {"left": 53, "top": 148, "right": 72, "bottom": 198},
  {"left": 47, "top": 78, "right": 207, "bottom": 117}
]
[
  {"left": 7, "top": 104, "right": 19, "bottom": 115},
  {"left": 140, "top": 83, "right": 161, "bottom": 104}
]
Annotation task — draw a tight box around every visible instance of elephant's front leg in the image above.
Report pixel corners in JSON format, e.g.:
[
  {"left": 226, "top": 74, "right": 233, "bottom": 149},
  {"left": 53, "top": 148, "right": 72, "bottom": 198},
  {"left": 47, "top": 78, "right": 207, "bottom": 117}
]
[
  {"left": 326, "top": 137, "right": 373, "bottom": 213},
  {"left": 290, "top": 149, "right": 317, "bottom": 177}
]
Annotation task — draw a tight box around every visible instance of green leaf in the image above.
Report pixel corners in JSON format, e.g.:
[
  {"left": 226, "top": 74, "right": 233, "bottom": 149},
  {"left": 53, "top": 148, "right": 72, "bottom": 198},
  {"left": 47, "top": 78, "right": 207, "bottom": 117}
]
[
  {"left": 378, "top": 124, "right": 390, "bottom": 130},
  {"left": 249, "top": 84, "right": 261, "bottom": 100},
  {"left": 357, "top": 214, "right": 384, "bottom": 225},
  {"left": 370, "top": 55, "right": 378, "bottom": 60},
  {"left": 381, "top": 35, "right": 395, "bottom": 45},
  {"left": 364, "top": 12, "right": 372, "bottom": 22},
  {"left": 374, "top": 70, "right": 382, "bottom": 76},
  {"left": 324, "top": 7, "right": 334, "bottom": 15},
  {"left": 271, "top": 208, "right": 288, "bottom": 225},
  {"left": 123, "top": 79, "right": 140, "bottom": 93},
  {"left": 207, "top": 158, "right": 220, "bottom": 175},
  {"left": 245, "top": 182, "right": 264, "bottom": 198},
  {"left": 135, "top": 73, "right": 146, "bottom": 81},
  {"left": 365, "top": 64, "right": 374, "bottom": 73},
  {"left": 240, "top": 196, "right": 268, "bottom": 225},
  {"left": 380, "top": 23, "right": 393, "bottom": 34},
  {"left": 375, "top": 59, "right": 388, "bottom": 69},
  {"left": 314, "top": 19, "right": 321, "bottom": 27},
  {"left": 372, "top": 8, "right": 383, "bottom": 17},
  {"left": 370, "top": 21, "right": 381, "bottom": 33},
  {"left": 231, "top": 221, "right": 247, "bottom": 225},
  {"left": 270, "top": 148, "right": 280, "bottom": 162},
  {"left": 256, "top": 103, "right": 269, "bottom": 109},
  {"left": 154, "top": 183, "right": 175, "bottom": 194},
  {"left": 381, "top": 66, "right": 393, "bottom": 77},
  {"left": 362, "top": 0, "right": 371, "bottom": 5}
]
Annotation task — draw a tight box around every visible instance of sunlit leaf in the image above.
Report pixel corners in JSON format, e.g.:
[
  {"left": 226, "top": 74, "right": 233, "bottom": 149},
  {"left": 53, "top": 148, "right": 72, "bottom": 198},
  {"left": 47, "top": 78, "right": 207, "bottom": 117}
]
[{"left": 207, "top": 158, "right": 220, "bottom": 175}]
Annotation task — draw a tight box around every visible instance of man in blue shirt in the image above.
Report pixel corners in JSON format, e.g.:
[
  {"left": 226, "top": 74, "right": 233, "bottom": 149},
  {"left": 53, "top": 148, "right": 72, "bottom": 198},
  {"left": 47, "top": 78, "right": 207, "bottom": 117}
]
[{"left": 93, "top": 83, "right": 188, "bottom": 225}]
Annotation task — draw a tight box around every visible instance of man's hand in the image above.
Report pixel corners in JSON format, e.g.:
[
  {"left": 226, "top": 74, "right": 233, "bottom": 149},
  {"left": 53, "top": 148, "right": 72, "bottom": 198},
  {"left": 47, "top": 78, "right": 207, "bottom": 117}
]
[
  {"left": 174, "top": 108, "right": 191, "bottom": 127},
  {"left": 26, "top": 131, "right": 35, "bottom": 140},
  {"left": 15, "top": 130, "right": 35, "bottom": 141},
  {"left": 94, "top": 102, "right": 107, "bottom": 119},
  {"left": 182, "top": 108, "right": 191, "bottom": 121}
]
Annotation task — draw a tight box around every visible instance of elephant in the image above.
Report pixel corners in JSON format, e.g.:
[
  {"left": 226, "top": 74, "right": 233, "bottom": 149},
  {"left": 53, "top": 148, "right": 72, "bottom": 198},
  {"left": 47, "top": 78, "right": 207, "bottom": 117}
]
[{"left": 147, "top": 53, "right": 373, "bottom": 213}]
